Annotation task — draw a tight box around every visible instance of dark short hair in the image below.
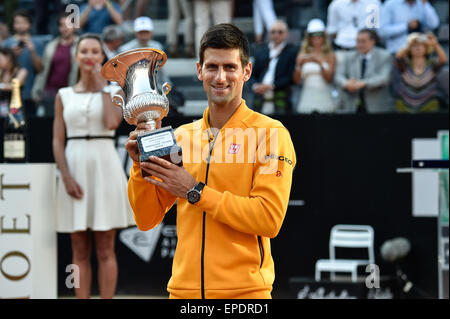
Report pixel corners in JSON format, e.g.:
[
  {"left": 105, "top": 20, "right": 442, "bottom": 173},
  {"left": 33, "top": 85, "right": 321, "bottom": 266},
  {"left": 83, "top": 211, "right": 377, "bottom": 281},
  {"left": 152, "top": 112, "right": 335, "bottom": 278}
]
[
  {"left": 199, "top": 23, "right": 250, "bottom": 68},
  {"left": 358, "top": 28, "right": 378, "bottom": 42},
  {"left": 57, "top": 11, "right": 73, "bottom": 26},
  {"left": 0, "top": 47, "right": 19, "bottom": 72},
  {"left": 13, "top": 9, "right": 32, "bottom": 25}
]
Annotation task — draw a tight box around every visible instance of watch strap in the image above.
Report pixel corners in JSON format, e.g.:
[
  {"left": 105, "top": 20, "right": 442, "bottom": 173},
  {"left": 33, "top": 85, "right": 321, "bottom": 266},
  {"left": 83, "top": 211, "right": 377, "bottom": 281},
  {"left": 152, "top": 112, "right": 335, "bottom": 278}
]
[{"left": 194, "top": 182, "right": 205, "bottom": 192}]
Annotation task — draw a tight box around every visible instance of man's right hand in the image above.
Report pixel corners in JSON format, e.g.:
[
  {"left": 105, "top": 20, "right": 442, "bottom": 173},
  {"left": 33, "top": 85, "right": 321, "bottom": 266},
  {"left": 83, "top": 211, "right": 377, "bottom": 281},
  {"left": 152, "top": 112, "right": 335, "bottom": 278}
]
[
  {"left": 125, "top": 121, "right": 162, "bottom": 163},
  {"left": 345, "top": 79, "right": 358, "bottom": 93}
]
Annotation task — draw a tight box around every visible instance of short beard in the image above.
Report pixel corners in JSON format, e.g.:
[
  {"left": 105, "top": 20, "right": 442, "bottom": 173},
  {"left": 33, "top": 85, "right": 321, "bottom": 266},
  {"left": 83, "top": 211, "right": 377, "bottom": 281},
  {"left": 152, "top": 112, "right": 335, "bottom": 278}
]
[{"left": 209, "top": 91, "right": 232, "bottom": 106}]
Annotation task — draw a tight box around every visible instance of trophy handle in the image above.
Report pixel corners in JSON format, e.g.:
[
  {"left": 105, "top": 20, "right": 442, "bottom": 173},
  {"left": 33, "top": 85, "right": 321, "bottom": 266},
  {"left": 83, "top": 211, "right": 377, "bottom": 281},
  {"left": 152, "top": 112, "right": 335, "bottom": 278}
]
[
  {"left": 162, "top": 82, "right": 171, "bottom": 97},
  {"left": 112, "top": 94, "right": 125, "bottom": 108}
]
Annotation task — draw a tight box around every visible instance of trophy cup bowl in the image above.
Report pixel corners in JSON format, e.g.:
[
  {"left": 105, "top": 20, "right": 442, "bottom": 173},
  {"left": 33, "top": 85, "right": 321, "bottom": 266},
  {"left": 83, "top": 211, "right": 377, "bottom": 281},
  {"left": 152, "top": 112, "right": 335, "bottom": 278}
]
[{"left": 101, "top": 48, "right": 182, "bottom": 177}]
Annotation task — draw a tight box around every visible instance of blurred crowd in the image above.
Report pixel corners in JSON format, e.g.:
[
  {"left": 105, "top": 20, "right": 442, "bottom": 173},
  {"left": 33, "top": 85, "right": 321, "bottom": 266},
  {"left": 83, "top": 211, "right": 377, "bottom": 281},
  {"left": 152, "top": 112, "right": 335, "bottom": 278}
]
[
  {"left": 0, "top": 0, "right": 448, "bottom": 118},
  {"left": 248, "top": 0, "right": 448, "bottom": 115}
]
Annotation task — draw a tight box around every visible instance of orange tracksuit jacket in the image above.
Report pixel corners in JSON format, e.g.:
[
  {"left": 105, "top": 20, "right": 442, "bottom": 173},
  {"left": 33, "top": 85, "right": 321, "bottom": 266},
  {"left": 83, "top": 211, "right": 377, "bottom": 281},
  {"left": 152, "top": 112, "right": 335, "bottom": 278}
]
[{"left": 128, "top": 100, "right": 296, "bottom": 299}]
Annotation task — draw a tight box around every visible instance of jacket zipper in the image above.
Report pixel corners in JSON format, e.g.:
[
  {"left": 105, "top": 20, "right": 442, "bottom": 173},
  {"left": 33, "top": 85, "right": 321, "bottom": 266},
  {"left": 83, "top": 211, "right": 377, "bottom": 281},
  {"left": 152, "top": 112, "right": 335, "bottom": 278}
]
[
  {"left": 201, "top": 131, "right": 215, "bottom": 299},
  {"left": 201, "top": 210, "right": 206, "bottom": 299},
  {"left": 258, "top": 236, "right": 265, "bottom": 268}
]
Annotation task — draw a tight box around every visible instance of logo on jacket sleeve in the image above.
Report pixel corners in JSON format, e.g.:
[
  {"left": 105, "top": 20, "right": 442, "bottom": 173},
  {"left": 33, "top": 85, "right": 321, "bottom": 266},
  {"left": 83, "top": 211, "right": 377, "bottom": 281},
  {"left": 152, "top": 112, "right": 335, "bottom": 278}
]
[
  {"left": 265, "top": 154, "right": 294, "bottom": 166},
  {"left": 228, "top": 143, "right": 241, "bottom": 155}
]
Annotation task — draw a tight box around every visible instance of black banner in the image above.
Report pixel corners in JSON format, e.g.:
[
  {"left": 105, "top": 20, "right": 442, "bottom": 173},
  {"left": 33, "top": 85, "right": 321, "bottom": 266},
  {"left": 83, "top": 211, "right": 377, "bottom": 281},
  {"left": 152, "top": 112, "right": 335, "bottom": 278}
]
[{"left": 2, "top": 113, "right": 447, "bottom": 299}]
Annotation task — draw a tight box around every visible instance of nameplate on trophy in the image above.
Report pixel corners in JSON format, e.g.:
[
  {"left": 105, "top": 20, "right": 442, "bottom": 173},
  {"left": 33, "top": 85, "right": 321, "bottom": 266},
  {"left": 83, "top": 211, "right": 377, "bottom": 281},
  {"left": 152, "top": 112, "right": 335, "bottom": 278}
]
[
  {"left": 137, "top": 126, "right": 182, "bottom": 177},
  {"left": 140, "top": 130, "right": 175, "bottom": 153}
]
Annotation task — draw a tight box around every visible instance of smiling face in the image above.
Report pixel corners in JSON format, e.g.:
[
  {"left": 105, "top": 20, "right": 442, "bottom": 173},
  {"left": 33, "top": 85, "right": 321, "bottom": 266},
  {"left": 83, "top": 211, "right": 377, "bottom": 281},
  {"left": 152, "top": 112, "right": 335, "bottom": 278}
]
[
  {"left": 76, "top": 37, "right": 104, "bottom": 72},
  {"left": 196, "top": 48, "right": 252, "bottom": 109}
]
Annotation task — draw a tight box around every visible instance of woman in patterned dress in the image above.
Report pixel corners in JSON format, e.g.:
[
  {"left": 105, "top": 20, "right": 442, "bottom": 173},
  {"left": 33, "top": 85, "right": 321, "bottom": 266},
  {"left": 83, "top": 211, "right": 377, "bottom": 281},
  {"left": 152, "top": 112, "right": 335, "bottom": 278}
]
[{"left": 395, "top": 32, "right": 447, "bottom": 113}]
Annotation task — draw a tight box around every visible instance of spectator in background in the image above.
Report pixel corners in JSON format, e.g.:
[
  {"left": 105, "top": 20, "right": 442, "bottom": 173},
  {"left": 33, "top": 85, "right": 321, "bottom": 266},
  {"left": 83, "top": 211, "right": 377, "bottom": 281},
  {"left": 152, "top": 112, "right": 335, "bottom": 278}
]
[
  {"left": 249, "top": 20, "right": 297, "bottom": 115},
  {"left": 80, "top": 0, "right": 123, "bottom": 34},
  {"left": 167, "top": 0, "right": 195, "bottom": 58},
  {"left": 380, "top": 0, "right": 440, "bottom": 54},
  {"left": 327, "top": 0, "right": 381, "bottom": 50},
  {"left": 102, "top": 25, "right": 124, "bottom": 60},
  {"left": 334, "top": 28, "right": 393, "bottom": 113},
  {"left": 32, "top": 12, "right": 79, "bottom": 117},
  {"left": 193, "top": 0, "right": 233, "bottom": 55},
  {"left": 253, "top": 0, "right": 277, "bottom": 44},
  {"left": 293, "top": 19, "right": 336, "bottom": 113},
  {"left": 395, "top": 32, "right": 447, "bottom": 113},
  {"left": 1, "top": 9, "right": 44, "bottom": 117},
  {"left": 119, "top": 16, "right": 163, "bottom": 52},
  {"left": 0, "top": 47, "right": 27, "bottom": 117}
]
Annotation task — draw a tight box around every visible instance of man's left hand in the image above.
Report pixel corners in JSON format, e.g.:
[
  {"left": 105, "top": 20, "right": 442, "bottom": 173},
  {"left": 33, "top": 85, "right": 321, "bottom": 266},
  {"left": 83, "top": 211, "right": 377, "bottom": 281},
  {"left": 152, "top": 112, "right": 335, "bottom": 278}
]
[{"left": 141, "top": 156, "right": 197, "bottom": 199}]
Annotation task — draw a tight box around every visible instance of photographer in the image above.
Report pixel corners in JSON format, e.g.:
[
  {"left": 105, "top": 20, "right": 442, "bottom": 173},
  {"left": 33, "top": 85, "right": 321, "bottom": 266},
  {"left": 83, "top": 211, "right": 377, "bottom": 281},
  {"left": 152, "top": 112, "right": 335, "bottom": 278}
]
[{"left": 1, "top": 9, "right": 44, "bottom": 117}]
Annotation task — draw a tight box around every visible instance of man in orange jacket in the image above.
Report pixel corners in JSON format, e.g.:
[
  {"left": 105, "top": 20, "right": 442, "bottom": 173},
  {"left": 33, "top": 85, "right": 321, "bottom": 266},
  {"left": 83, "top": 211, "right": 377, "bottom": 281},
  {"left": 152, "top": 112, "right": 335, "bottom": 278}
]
[{"left": 126, "top": 23, "right": 296, "bottom": 299}]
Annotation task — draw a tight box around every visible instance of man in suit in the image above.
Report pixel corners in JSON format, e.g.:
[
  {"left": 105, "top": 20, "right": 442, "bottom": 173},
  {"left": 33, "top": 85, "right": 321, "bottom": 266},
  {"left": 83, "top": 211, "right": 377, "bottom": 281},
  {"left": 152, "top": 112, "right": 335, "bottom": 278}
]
[
  {"left": 334, "top": 28, "right": 393, "bottom": 113},
  {"left": 249, "top": 20, "right": 297, "bottom": 115}
]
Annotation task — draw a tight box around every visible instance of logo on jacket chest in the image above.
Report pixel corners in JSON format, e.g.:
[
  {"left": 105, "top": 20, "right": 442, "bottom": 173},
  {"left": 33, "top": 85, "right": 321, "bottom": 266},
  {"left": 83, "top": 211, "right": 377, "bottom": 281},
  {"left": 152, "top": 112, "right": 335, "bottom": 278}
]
[{"left": 228, "top": 143, "right": 241, "bottom": 155}]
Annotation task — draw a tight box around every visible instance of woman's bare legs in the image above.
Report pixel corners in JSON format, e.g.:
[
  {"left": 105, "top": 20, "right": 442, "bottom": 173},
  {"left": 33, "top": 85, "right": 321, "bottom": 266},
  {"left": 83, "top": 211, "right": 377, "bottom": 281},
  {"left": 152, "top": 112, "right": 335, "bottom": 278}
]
[
  {"left": 94, "top": 229, "right": 118, "bottom": 299},
  {"left": 70, "top": 231, "right": 92, "bottom": 299}
]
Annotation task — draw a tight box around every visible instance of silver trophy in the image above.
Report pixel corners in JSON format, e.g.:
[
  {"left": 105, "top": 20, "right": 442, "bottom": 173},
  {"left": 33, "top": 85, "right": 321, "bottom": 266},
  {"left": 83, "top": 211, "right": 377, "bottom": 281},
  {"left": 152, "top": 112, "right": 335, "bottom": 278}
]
[{"left": 101, "top": 48, "right": 182, "bottom": 176}]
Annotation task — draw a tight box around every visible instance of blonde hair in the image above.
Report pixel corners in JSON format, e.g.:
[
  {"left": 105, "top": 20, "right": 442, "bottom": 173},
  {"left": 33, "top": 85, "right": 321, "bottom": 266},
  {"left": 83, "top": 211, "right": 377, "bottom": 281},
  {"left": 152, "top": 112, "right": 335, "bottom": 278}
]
[
  {"left": 300, "top": 31, "right": 332, "bottom": 56},
  {"left": 406, "top": 32, "right": 434, "bottom": 56}
]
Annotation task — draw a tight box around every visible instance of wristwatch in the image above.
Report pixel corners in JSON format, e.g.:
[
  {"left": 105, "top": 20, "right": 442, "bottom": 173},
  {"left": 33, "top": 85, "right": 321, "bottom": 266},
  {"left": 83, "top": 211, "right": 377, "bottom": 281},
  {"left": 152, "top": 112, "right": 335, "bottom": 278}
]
[{"left": 187, "top": 182, "right": 205, "bottom": 204}]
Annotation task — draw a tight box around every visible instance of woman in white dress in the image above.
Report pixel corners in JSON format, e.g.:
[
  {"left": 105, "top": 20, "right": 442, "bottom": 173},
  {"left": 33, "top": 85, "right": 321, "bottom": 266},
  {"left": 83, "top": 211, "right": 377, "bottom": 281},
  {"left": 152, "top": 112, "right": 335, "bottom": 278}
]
[
  {"left": 53, "top": 34, "right": 134, "bottom": 299},
  {"left": 293, "top": 19, "right": 336, "bottom": 114}
]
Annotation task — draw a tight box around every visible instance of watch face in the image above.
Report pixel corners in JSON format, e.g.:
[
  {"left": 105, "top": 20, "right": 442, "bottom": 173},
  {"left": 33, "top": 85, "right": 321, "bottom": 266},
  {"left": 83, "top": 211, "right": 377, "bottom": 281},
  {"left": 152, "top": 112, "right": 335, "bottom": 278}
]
[{"left": 188, "top": 190, "right": 201, "bottom": 204}]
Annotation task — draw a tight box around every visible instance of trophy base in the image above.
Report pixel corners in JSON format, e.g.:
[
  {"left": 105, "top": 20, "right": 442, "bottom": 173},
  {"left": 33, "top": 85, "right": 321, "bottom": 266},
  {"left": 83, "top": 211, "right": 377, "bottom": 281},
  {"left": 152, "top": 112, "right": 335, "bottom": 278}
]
[{"left": 137, "top": 126, "right": 183, "bottom": 178}]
